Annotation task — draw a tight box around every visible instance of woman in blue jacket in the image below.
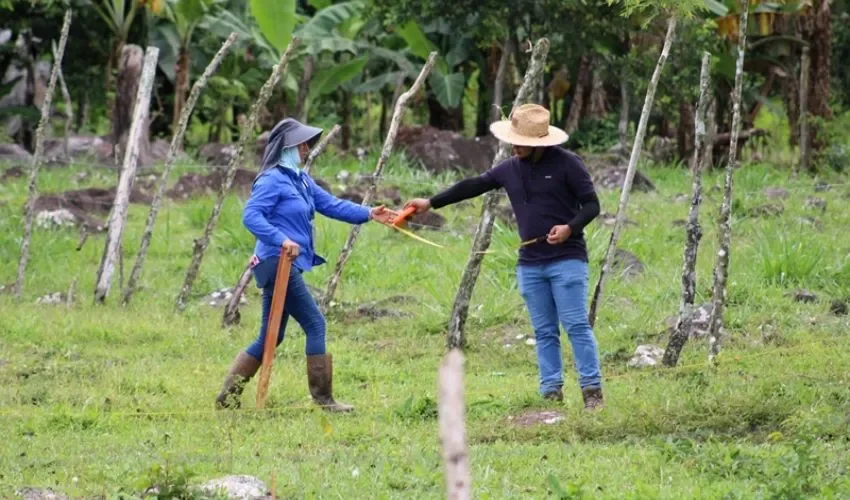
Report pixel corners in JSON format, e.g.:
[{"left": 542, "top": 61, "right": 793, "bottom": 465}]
[{"left": 216, "top": 118, "right": 395, "bottom": 412}]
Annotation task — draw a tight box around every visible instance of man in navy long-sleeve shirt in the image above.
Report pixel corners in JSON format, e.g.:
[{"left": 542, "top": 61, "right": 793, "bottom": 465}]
[{"left": 404, "top": 104, "right": 604, "bottom": 409}]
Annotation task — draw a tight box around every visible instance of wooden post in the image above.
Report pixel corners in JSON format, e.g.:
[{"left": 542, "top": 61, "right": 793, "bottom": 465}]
[
  {"left": 445, "top": 38, "right": 550, "bottom": 350},
  {"left": 708, "top": 2, "right": 749, "bottom": 363},
  {"left": 320, "top": 53, "right": 438, "bottom": 313},
  {"left": 256, "top": 253, "right": 293, "bottom": 409},
  {"left": 439, "top": 349, "right": 471, "bottom": 500},
  {"left": 93, "top": 46, "right": 159, "bottom": 303},
  {"left": 175, "top": 39, "right": 300, "bottom": 311},
  {"left": 587, "top": 17, "right": 677, "bottom": 328},
  {"left": 221, "top": 124, "right": 341, "bottom": 328},
  {"left": 798, "top": 44, "right": 811, "bottom": 175},
  {"left": 13, "top": 9, "right": 72, "bottom": 298},
  {"left": 123, "top": 33, "right": 237, "bottom": 306},
  {"left": 662, "top": 52, "right": 712, "bottom": 367}
]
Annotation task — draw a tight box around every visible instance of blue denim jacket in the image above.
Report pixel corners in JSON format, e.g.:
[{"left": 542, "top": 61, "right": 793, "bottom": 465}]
[{"left": 243, "top": 166, "right": 370, "bottom": 272}]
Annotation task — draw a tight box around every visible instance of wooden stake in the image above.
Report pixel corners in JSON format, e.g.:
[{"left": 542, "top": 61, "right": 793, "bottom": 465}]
[
  {"left": 94, "top": 46, "right": 159, "bottom": 304},
  {"left": 124, "top": 33, "right": 237, "bottom": 306},
  {"left": 14, "top": 9, "right": 72, "bottom": 298},
  {"left": 221, "top": 124, "right": 340, "bottom": 328},
  {"left": 708, "top": 3, "right": 749, "bottom": 362},
  {"left": 446, "top": 38, "right": 550, "bottom": 350},
  {"left": 320, "top": 53, "right": 438, "bottom": 313},
  {"left": 175, "top": 38, "right": 299, "bottom": 311},
  {"left": 588, "top": 17, "right": 677, "bottom": 328},
  {"left": 662, "top": 52, "right": 712, "bottom": 367},
  {"left": 256, "top": 253, "right": 293, "bottom": 409},
  {"left": 798, "top": 44, "right": 811, "bottom": 175},
  {"left": 438, "top": 349, "right": 471, "bottom": 500}
]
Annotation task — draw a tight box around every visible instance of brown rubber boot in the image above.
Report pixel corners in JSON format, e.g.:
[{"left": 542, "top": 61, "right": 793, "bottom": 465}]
[
  {"left": 215, "top": 352, "right": 261, "bottom": 409},
  {"left": 582, "top": 387, "right": 604, "bottom": 411},
  {"left": 543, "top": 388, "right": 564, "bottom": 402},
  {"left": 306, "top": 353, "right": 353, "bottom": 413}
]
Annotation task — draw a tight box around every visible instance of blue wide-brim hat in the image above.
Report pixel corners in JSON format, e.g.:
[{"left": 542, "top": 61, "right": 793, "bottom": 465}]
[{"left": 259, "top": 118, "right": 323, "bottom": 172}]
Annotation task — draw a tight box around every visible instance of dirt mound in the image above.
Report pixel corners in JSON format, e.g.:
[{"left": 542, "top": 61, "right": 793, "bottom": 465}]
[
  {"left": 396, "top": 126, "right": 498, "bottom": 174},
  {"left": 581, "top": 152, "right": 656, "bottom": 192},
  {"left": 1, "top": 165, "right": 24, "bottom": 182},
  {"left": 337, "top": 184, "right": 402, "bottom": 207},
  {"left": 0, "top": 143, "right": 32, "bottom": 164},
  {"left": 34, "top": 186, "right": 151, "bottom": 215},
  {"left": 509, "top": 410, "right": 564, "bottom": 427},
  {"left": 166, "top": 168, "right": 258, "bottom": 200},
  {"left": 409, "top": 210, "right": 446, "bottom": 230}
]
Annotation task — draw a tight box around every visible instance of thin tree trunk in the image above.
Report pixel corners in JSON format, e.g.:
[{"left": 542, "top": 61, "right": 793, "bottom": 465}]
[
  {"left": 379, "top": 90, "right": 388, "bottom": 140},
  {"left": 491, "top": 37, "right": 511, "bottom": 122},
  {"left": 391, "top": 73, "right": 406, "bottom": 112},
  {"left": 14, "top": 10, "right": 72, "bottom": 299},
  {"left": 94, "top": 46, "right": 159, "bottom": 304},
  {"left": 802, "top": 0, "right": 833, "bottom": 154},
  {"left": 564, "top": 55, "right": 590, "bottom": 134},
  {"left": 221, "top": 124, "right": 340, "bottom": 327},
  {"left": 175, "top": 39, "right": 300, "bottom": 311},
  {"left": 618, "top": 74, "right": 629, "bottom": 153},
  {"left": 588, "top": 18, "right": 677, "bottom": 328},
  {"left": 707, "top": 4, "right": 749, "bottom": 362},
  {"left": 52, "top": 42, "right": 73, "bottom": 163},
  {"left": 662, "top": 52, "right": 712, "bottom": 367},
  {"left": 446, "top": 39, "right": 550, "bottom": 350},
  {"left": 340, "top": 89, "right": 352, "bottom": 150},
  {"left": 798, "top": 44, "right": 811, "bottom": 175},
  {"left": 320, "top": 53, "right": 438, "bottom": 313},
  {"left": 171, "top": 44, "right": 190, "bottom": 134},
  {"left": 438, "top": 349, "right": 471, "bottom": 500},
  {"left": 677, "top": 101, "right": 695, "bottom": 163},
  {"left": 124, "top": 34, "right": 237, "bottom": 306},
  {"left": 587, "top": 66, "right": 607, "bottom": 120},
  {"left": 294, "top": 55, "right": 314, "bottom": 121},
  {"left": 703, "top": 96, "right": 717, "bottom": 168}
]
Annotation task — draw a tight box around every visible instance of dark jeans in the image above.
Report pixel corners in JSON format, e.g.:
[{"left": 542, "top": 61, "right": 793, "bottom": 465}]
[{"left": 245, "top": 257, "right": 326, "bottom": 361}]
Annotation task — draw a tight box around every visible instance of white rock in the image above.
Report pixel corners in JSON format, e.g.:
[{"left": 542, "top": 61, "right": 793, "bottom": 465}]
[
  {"left": 525, "top": 338, "right": 536, "bottom": 346},
  {"left": 35, "top": 209, "right": 76, "bottom": 229},
  {"left": 36, "top": 292, "right": 63, "bottom": 305},
  {"left": 351, "top": 468, "right": 360, "bottom": 478},
  {"left": 628, "top": 344, "right": 665, "bottom": 368},
  {"left": 199, "top": 475, "right": 268, "bottom": 499},
  {"left": 515, "top": 334, "right": 524, "bottom": 340},
  {"left": 211, "top": 291, "right": 221, "bottom": 299}
]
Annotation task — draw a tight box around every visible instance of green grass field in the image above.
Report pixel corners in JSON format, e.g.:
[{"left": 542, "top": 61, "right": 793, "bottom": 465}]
[{"left": 1, "top": 152, "right": 849, "bottom": 498}]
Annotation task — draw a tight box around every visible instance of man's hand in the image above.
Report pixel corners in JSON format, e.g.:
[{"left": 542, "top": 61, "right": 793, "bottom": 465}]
[
  {"left": 370, "top": 205, "right": 397, "bottom": 225},
  {"left": 547, "top": 225, "right": 572, "bottom": 245},
  {"left": 282, "top": 239, "right": 300, "bottom": 259},
  {"left": 403, "top": 198, "right": 432, "bottom": 214}
]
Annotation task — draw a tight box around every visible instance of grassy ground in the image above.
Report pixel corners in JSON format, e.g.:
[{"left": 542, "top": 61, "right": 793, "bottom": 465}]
[{"left": 1, "top": 151, "right": 849, "bottom": 498}]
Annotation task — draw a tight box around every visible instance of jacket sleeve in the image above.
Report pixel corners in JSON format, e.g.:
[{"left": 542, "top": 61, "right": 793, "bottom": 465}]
[
  {"left": 428, "top": 172, "right": 501, "bottom": 209},
  {"left": 310, "top": 177, "right": 371, "bottom": 224},
  {"left": 242, "top": 174, "right": 287, "bottom": 247}
]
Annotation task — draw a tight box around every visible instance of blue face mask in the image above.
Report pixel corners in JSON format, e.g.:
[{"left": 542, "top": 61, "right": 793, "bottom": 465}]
[{"left": 278, "top": 146, "right": 302, "bottom": 172}]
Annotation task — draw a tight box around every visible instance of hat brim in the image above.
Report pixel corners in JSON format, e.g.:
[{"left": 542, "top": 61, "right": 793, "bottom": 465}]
[
  {"left": 282, "top": 124, "right": 323, "bottom": 149},
  {"left": 489, "top": 120, "right": 568, "bottom": 147}
]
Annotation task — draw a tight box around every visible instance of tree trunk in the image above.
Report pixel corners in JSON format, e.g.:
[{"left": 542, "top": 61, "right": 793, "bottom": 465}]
[
  {"left": 491, "top": 37, "right": 511, "bottom": 123},
  {"left": 564, "top": 55, "right": 590, "bottom": 134},
  {"left": 707, "top": 4, "right": 749, "bottom": 362},
  {"left": 445, "top": 39, "right": 550, "bottom": 350},
  {"left": 662, "top": 52, "right": 712, "bottom": 367},
  {"left": 799, "top": 0, "right": 833, "bottom": 154},
  {"left": 438, "top": 349, "right": 471, "bottom": 500},
  {"left": 124, "top": 34, "right": 237, "bottom": 306},
  {"left": 587, "top": 66, "right": 607, "bottom": 120},
  {"left": 293, "top": 55, "right": 314, "bottom": 121},
  {"left": 320, "top": 54, "right": 438, "bottom": 314},
  {"left": 618, "top": 74, "right": 629, "bottom": 152},
  {"left": 112, "top": 44, "right": 152, "bottom": 166},
  {"left": 427, "top": 93, "right": 464, "bottom": 131},
  {"left": 798, "top": 45, "right": 811, "bottom": 174},
  {"left": 52, "top": 42, "right": 73, "bottom": 163},
  {"left": 588, "top": 18, "right": 677, "bottom": 328},
  {"left": 18, "top": 31, "right": 36, "bottom": 152},
  {"left": 175, "top": 40, "right": 300, "bottom": 311},
  {"left": 171, "top": 44, "right": 190, "bottom": 134},
  {"left": 703, "top": 96, "right": 717, "bottom": 168},
  {"left": 95, "top": 46, "right": 159, "bottom": 304},
  {"left": 379, "top": 90, "right": 388, "bottom": 141},
  {"left": 14, "top": 10, "right": 72, "bottom": 299},
  {"left": 677, "top": 101, "right": 695, "bottom": 163},
  {"left": 781, "top": 70, "right": 800, "bottom": 147}
]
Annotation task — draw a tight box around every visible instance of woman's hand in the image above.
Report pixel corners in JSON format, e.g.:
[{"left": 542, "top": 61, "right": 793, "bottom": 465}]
[
  {"left": 370, "top": 205, "right": 397, "bottom": 225},
  {"left": 282, "top": 239, "right": 300, "bottom": 259}
]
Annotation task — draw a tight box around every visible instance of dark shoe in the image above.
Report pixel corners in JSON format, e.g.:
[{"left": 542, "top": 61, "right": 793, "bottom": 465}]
[
  {"left": 582, "top": 387, "right": 604, "bottom": 411},
  {"left": 306, "top": 353, "right": 354, "bottom": 413},
  {"left": 215, "top": 352, "right": 261, "bottom": 409},
  {"left": 543, "top": 388, "right": 564, "bottom": 402}
]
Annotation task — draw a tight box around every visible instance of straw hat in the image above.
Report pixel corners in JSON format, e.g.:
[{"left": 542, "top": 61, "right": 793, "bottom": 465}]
[{"left": 489, "top": 104, "right": 568, "bottom": 147}]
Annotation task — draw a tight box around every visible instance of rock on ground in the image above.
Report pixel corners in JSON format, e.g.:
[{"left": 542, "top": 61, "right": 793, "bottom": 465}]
[
  {"left": 0, "top": 143, "right": 33, "bottom": 164},
  {"left": 628, "top": 344, "right": 665, "bottom": 368},
  {"left": 206, "top": 287, "right": 248, "bottom": 307},
  {"left": 581, "top": 152, "right": 656, "bottom": 192},
  {"left": 804, "top": 196, "right": 827, "bottom": 212},
  {"left": 2, "top": 165, "right": 25, "bottom": 182},
  {"left": 743, "top": 203, "right": 784, "bottom": 218},
  {"left": 199, "top": 475, "right": 269, "bottom": 499},
  {"left": 664, "top": 303, "right": 713, "bottom": 338},
  {"left": 790, "top": 289, "right": 818, "bottom": 303},
  {"left": 609, "top": 249, "right": 644, "bottom": 279},
  {"left": 764, "top": 187, "right": 789, "bottom": 199},
  {"left": 395, "top": 126, "right": 498, "bottom": 174},
  {"left": 15, "top": 487, "right": 68, "bottom": 500},
  {"left": 830, "top": 299, "right": 848, "bottom": 316},
  {"left": 509, "top": 410, "right": 565, "bottom": 427}
]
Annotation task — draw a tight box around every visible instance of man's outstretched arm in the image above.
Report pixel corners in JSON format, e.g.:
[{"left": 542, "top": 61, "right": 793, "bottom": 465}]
[{"left": 405, "top": 174, "right": 501, "bottom": 213}]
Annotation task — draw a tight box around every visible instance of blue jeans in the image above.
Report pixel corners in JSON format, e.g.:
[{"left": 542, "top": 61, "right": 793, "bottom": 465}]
[
  {"left": 516, "top": 259, "right": 602, "bottom": 393},
  {"left": 245, "top": 258, "right": 326, "bottom": 360}
]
